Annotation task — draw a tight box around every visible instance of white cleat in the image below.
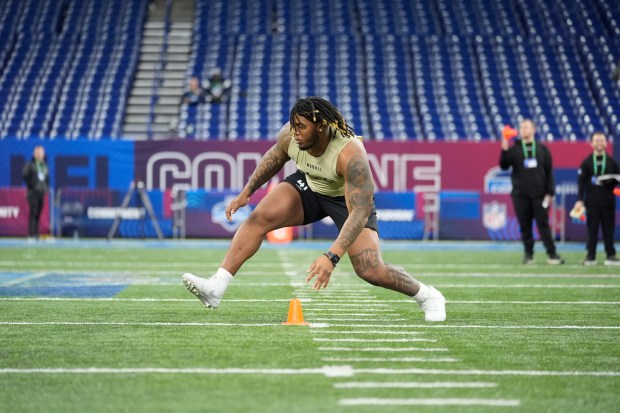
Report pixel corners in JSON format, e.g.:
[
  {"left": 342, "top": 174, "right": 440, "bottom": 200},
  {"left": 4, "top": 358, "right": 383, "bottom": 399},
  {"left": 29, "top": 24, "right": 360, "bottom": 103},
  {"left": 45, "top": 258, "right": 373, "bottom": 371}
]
[
  {"left": 182, "top": 273, "right": 224, "bottom": 309},
  {"left": 419, "top": 286, "right": 446, "bottom": 322}
]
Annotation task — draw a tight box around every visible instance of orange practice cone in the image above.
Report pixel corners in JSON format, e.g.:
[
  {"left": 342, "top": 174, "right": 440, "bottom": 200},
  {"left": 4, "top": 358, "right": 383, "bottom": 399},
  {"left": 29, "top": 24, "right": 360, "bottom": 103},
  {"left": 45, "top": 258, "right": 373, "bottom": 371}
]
[
  {"left": 282, "top": 298, "right": 309, "bottom": 325},
  {"left": 502, "top": 125, "right": 518, "bottom": 140}
]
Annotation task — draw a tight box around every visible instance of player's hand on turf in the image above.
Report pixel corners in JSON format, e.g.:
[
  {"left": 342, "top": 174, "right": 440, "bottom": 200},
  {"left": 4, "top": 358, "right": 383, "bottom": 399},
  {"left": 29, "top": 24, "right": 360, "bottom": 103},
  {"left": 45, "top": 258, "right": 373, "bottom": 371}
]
[
  {"left": 225, "top": 194, "right": 249, "bottom": 222},
  {"left": 306, "top": 255, "right": 333, "bottom": 290}
]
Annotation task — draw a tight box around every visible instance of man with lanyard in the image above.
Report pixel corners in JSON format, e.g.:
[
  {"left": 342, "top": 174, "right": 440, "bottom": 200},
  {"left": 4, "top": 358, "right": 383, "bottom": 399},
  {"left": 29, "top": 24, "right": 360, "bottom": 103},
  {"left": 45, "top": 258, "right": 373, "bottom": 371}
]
[
  {"left": 500, "top": 119, "right": 564, "bottom": 264},
  {"left": 573, "top": 132, "right": 620, "bottom": 266},
  {"left": 22, "top": 145, "right": 50, "bottom": 239}
]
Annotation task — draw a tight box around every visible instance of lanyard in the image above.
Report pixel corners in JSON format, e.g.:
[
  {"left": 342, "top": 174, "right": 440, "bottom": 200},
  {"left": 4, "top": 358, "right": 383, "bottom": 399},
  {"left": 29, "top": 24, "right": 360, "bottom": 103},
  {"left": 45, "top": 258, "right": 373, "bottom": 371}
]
[
  {"left": 35, "top": 161, "right": 43, "bottom": 173},
  {"left": 521, "top": 140, "right": 536, "bottom": 159},
  {"left": 593, "top": 152, "right": 606, "bottom": 176}
]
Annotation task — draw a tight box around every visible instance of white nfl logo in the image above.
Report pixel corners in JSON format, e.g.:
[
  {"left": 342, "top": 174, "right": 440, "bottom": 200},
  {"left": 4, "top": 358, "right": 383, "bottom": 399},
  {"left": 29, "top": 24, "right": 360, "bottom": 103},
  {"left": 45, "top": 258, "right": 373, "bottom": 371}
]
[{"left": 482, "top": 201, "right": 507, "bottom": 230}]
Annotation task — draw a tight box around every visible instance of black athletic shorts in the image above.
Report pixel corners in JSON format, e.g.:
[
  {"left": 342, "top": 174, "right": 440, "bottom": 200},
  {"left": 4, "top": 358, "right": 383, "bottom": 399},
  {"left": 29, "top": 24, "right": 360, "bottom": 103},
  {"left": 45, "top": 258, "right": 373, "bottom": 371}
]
[{"left": 284, "top": 170, "right": 378, "bottom": 232}]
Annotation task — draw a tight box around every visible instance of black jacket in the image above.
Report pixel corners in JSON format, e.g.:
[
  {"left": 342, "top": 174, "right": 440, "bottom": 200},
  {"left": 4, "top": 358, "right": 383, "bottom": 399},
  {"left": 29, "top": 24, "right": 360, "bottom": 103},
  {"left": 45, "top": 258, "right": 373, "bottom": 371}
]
[
  {"left": 22, "top": 157, "right": 49, "bottom": 196},
  {"left": 499, "top": 139, "right": 555, "bottom": 198},
  {"left": 577, "top": 153, "right": 619, "bottom": 207}
]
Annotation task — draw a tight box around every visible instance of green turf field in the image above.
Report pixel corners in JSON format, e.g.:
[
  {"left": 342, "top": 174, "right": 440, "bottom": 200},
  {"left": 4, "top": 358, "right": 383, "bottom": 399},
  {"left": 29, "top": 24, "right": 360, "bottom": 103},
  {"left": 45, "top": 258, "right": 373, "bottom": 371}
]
[{"left": 0, "top": 241, "right": 619, "bottom": 412}]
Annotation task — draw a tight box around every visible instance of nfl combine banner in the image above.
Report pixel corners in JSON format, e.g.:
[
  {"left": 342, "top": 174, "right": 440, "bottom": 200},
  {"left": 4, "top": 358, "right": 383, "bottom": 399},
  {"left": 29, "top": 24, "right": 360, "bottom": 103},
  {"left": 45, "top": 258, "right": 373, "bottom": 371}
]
[{"left": 1, "top": 138, "right": 613, "bottom": 241}]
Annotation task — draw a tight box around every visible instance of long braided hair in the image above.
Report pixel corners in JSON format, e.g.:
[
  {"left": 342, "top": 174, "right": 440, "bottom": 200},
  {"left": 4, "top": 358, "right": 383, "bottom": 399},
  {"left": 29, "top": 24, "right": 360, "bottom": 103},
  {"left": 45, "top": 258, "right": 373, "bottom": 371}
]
[{"left": 289, "top": 96, "right": 355, "bottom": 138}]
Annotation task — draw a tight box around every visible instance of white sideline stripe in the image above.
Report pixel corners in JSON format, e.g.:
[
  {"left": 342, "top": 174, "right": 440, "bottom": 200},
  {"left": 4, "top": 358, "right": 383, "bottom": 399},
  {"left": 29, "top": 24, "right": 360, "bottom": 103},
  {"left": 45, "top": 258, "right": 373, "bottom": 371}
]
[
  {"left": 318, "top": 347, "right": 449, "bottom": 352},
  {"left": 449, "top": 300, "right": 620, "bottom": 305},
  {"left": 314, "top": 338, "right": 437, "bottom": 343},
  {"left": 334, "top": 381, "right": 497, "bottom": 389},
  {"left": 339, "top": 398, "right": 520, "bottom": 407},
  {"left": 320, "top": 323, "right": 620, "bottom": 330},
  {"left": 2, "top": 366, "right": 614, "bottom": 378},
  {"left": 323, "top": 357, "right": 459, "bottom": 363}
]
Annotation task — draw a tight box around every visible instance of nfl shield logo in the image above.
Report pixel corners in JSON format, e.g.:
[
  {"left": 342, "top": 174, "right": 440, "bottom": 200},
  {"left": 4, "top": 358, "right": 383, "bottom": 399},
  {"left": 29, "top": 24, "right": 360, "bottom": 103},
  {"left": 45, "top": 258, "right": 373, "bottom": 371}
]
[{"left": 482, "top": 201, "right": 507, "bottom": 230}]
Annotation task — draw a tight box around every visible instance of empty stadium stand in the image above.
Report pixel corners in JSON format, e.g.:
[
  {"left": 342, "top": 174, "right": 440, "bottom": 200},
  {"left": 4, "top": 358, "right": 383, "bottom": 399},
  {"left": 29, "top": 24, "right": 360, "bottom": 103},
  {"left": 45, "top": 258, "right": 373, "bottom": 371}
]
[{"left": 0, "top": 0, "right": 618, "bottom": 141}]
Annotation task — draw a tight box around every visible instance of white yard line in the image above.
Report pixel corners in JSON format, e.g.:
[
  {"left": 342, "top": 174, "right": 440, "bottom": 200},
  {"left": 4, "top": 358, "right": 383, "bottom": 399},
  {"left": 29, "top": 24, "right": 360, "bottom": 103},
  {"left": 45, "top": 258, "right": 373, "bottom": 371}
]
[
  {"left": 318, "top": 347, "right": 449, "bottom": 352},
  {"left": 322, "top": 357, "right": 459, "bottom": 363},
  {"left": 0, "top": 321, "right": 282, "bottom": 327},
  {"left": 339, "top": 398, "right": 520, "bottom": 407},
  {"left": 1, "top": 366, "right": 615, "bottom": 378},
  {"left": 318, "top": 324, "right": 620, "bottom": 330},
  {"left": 2, "top": 321, "right": 616, "bottom": 330},
  {"left": 334, "top": 381, "right": 498, "bottom": 389},
  {"left": 313, "top": 338, "right": 437, "bottom": 343},
  {"left": 311, "top": 331, "right": 424, "bottom": 335}
]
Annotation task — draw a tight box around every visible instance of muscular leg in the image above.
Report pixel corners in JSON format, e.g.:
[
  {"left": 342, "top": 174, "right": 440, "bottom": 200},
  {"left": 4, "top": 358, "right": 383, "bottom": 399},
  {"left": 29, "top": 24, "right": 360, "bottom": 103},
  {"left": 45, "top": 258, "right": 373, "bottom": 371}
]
[
  {"left": 347, "top": 228, "right": 421, "bottom": 296},
  {"left": 220, "top": 183, "right": 304, "bottom": 275}
]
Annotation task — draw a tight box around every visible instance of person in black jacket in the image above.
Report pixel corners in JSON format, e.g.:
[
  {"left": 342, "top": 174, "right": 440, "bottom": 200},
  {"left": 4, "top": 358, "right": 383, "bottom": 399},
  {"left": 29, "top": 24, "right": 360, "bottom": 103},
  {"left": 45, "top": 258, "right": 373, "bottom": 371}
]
[
  {"left": 573, "top": 132, "right": 620, "bottom": 266},
  {"left": 499, "top": 119, "right": 564, "bottom": 264},
  {"left": 22, "top": 146, "right": 49, "bottom": 239}
]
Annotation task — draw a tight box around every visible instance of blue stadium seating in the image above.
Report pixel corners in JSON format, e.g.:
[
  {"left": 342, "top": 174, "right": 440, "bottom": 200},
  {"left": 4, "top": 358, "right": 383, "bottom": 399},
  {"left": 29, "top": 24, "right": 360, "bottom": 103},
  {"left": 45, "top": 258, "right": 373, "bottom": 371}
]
[{"left": 0, "top": 0, "right": 618, "bottom": 141}]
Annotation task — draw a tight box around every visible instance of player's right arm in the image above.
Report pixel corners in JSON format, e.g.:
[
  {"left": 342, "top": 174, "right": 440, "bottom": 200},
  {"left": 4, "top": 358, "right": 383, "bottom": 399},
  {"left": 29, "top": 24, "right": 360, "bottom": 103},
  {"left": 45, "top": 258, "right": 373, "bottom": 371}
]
[{"left": 225, "top": 123, "right": 292, "bottom": 221}]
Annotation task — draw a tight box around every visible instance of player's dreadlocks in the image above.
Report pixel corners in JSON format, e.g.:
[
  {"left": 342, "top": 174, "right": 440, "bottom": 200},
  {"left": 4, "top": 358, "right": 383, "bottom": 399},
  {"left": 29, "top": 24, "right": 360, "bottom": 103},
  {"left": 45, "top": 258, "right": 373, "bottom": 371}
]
[{"left": 290, "top": 96, "right": 355, "bottom": 138}]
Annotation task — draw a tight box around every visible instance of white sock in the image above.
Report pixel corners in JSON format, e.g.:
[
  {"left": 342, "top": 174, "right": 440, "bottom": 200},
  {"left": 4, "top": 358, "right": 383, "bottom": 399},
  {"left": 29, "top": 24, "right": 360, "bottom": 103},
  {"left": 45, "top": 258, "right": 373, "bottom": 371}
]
[
  {"left": 413, "top": 283, "right": 430, "bottom": 303},
  {"left": 215, "top": 268, "right": 233, "bottom": 283}
]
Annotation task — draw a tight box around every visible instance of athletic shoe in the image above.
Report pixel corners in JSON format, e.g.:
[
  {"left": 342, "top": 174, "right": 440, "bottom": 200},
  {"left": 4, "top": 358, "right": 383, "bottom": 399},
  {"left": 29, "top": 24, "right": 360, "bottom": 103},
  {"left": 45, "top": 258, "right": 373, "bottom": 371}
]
[
  {"left": 604, "top": 256, "right": 620, "bottom": 266},
  {"left": 547, "top": 254, "right": 565, "bottom": 265},
  {"left": 582, "top": 257, "right": 597, "bottom": 266},
  {"left": 182, "top": 272, "right": 227, "bottom": 309},
  {"left": 418, "top": 286, "right": 446, "bottom": 322},
  {"left": 523, "top": 255, "right": 534, "bottom": 265}
]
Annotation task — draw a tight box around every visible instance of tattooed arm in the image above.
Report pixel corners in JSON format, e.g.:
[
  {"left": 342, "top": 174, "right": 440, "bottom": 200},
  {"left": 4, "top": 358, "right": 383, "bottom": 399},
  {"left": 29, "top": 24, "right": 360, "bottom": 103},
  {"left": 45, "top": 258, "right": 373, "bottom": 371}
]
[
  {"left": 225, "top": 123, "right": 292, "bottom": 221},
  {"left": 306, "top": 138, "right": 374, "bottom": 289},
  {"left": 333, "top": 139, "right": 374, "bottom": 256}
]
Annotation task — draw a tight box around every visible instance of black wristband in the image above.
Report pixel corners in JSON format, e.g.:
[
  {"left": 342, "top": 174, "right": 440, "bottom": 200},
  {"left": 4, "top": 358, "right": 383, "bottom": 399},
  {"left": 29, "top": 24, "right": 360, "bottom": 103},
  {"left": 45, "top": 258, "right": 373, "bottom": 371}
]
[{"left": 324, "top": 251, "right": 340, "bottom": 267}]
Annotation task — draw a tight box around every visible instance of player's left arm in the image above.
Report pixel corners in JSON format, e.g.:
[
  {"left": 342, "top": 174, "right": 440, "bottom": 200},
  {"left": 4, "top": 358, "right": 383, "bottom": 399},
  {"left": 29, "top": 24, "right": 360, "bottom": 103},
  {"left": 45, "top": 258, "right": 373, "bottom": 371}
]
[
  {"left": 306, "top": 140, "right": 374, "bottom": 290},
  {"left": 334, "top": 139, "right": 374, "bottom": 255}
]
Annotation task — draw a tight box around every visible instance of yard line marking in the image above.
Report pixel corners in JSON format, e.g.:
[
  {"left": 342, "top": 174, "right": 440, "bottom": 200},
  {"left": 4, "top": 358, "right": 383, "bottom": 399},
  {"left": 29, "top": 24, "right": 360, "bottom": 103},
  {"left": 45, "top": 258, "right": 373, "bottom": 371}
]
[
  {"left": 0, "top": 298, "right": 304, "bottom": 303},
  {"left": 352, "top": 368, "right": 620, "bottom": 377},
  {"left": 339, "top": 398, "right": 520, "bottom": 407},
  {"left": 0, "top": 366, "right": 352, "bottom": 377},
  {"left": 317, "top": 324, "right": 620, "bottom": 330},
  {"left": 0, "top": 321, "right": 282, "bottom": 327},
  {"left": 2, "top": 298, "right": 619, "bottom": 306},
  {"left": 311, "top": 331, "right": 424, "bottom": 335},
  {"left": 323, "top": 357, "right": 459, "bottom": 363},
  {"left": 334, "top": 381, "right": 497, "bottom": 389},
  {"left": 305, "top": 313, "right": 400, "bottom": 318},
  {"left": 314, "top": 338, "right": 437, "bottom": 343},
  {"left": 309, "top": 318, "right": 408, "bottom": 322},
  {"left": 431, "top": 284, "right": 620, "bottom": 289},
  {"left": 449, "top": 300, "right": 620, "bottom": 305},
  {"left": 303, "top": 308, "right": 395, "bottom": 312},
  {"left": 318, "top": 347, "right": 449, "bottom": 352},
  {"left": 2, "top": 366, "right": 614, "bottom": 378}
]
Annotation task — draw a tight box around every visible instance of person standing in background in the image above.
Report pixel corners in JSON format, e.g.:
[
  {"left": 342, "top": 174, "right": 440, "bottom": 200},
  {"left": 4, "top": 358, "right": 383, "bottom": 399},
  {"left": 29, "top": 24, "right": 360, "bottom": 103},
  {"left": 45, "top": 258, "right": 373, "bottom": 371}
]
[
  {"left": 573, "top": 132, "right": 620, "bottom": 266},
  {"left": 499, "top": 119, "right": 564, "bottom": 265},
  {"left": 22, "top": 146, "right": 49, "bottom": 240}
]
